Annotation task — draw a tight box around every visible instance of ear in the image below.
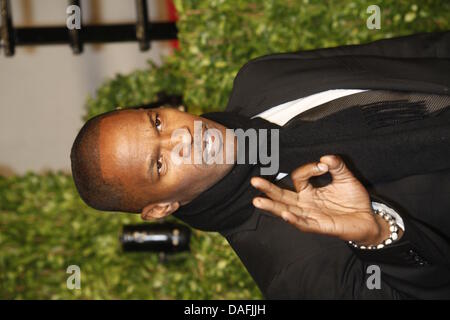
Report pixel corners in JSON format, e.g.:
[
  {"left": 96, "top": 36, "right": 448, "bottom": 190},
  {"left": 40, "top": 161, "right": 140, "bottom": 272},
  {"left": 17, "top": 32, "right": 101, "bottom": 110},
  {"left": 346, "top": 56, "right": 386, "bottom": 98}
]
[{"left": 140, "top": 201, "right": 180, "bottom": 221}]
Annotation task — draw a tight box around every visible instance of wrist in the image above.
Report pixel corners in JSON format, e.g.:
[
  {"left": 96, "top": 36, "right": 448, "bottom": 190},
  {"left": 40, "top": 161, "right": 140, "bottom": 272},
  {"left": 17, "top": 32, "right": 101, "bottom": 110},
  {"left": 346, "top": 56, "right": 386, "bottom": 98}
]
[
  {"left": 363, "top": 214, "right": 392, "bottom": 246},
  {"left": 349, "top": 207, "right": 403, "bottom": 249}
]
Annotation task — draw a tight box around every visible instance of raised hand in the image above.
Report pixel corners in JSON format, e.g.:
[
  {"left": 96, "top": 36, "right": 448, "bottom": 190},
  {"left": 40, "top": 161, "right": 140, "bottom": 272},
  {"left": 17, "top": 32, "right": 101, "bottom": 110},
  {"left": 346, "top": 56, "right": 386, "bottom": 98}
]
[{"left": 250, "top": 155, "right": 395, "bottom": 246}]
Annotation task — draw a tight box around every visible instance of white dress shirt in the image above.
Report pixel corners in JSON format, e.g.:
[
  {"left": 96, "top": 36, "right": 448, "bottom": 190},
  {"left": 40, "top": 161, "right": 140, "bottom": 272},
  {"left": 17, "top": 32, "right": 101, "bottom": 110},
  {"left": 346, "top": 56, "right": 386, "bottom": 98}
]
[{"left": 253, "top": 89, "right": 405, "bottom": 232}]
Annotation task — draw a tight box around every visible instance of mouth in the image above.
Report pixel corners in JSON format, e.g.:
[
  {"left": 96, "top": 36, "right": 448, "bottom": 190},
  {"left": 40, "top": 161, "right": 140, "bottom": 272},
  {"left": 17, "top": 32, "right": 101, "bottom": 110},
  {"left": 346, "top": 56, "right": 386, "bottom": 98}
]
[
  {"left": 192, "top": 120, "right": 221, "bottom": 165},
  {"left": 203, "top": 123, "right": 215, "bottom": 162}
]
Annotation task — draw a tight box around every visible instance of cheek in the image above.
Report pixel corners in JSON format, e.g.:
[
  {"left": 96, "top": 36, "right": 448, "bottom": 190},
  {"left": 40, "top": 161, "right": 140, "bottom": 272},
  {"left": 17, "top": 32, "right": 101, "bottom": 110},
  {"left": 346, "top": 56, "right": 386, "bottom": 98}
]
[{"left": 167, "top": 163, "right": 207, "bottom": 193}]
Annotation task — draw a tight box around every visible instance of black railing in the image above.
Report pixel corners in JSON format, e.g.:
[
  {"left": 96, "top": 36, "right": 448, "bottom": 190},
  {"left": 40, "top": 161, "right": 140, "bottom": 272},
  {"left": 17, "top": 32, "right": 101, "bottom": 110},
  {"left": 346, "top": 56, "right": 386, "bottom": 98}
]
[{"left": 0, "top": 0, "right": 178, "bottom": 56}]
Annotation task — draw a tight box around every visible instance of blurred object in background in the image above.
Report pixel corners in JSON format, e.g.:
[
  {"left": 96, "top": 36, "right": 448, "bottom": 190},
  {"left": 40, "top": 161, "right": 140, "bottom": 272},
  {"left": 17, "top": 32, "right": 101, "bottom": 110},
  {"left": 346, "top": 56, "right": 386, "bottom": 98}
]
[
  {"left": 0, "top": 0, "right": 175, "bottom": 176},
  {"left": 121, "top": 222, "right": 191, "bottom": 253},
  {"left": 0, "top": 0, "right": 178, "bottom": 56}
]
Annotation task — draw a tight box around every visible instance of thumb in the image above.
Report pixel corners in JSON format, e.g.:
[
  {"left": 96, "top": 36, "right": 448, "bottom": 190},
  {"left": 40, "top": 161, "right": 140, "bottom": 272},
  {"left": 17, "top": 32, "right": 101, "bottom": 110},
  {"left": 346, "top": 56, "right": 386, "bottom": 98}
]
[
  {"left": 319, "top": 155, "right": 355, "bottom": 182},
  {"left": 291, "top": 162, "right": 329, "bottom": 192}
]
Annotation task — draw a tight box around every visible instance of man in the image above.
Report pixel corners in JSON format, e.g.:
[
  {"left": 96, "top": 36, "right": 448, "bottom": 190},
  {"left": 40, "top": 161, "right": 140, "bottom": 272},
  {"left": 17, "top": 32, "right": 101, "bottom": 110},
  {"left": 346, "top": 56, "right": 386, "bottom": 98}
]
[{"left": 71, "top": 32, "right": 450, "bottom": 299}]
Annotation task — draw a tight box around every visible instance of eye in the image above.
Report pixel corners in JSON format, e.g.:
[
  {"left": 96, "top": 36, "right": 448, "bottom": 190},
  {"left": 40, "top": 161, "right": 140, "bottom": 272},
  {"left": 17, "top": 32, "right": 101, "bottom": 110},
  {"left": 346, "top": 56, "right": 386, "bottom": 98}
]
[
  {"left": 156, "top": 156, "right": 163, "bottom": 175},
  {"left": 155, "top": 114, "right": 162, "bottom": 131}
]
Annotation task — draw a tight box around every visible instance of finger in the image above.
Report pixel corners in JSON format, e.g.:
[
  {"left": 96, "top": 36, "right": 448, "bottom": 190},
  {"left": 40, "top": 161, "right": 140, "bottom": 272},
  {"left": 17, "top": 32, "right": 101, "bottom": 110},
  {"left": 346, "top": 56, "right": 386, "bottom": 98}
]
[
  {"left": 280, "top": 210, "right": 321, "bottom": 233},
  {"left": 259, "top": 201, "right": 325, "bottom": 235},
  {"left": 251, "top": 177, "right": 298, "bottom": 206},
  {"left": 291, "top": 162, "right": 329, "bottom": 192},
  {"left": 253, "top": 196, "right": 307, "bottom": 219},
  {"left": 280, "top": 210, "right": 306, "bottom": 225},
  {"left": 319, "top": 155, "right": 355, "bottom": 182},
  {"left": 253, "top": 197, "right": 289, "bottom": 216}
]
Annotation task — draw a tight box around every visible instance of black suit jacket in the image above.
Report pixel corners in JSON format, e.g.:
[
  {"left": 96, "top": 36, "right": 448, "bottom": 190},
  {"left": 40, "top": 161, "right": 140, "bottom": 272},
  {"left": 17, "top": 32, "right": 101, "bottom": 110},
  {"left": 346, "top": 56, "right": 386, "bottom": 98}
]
[{"left": 220, "top": 32, "right": 450, "bottom": 299}]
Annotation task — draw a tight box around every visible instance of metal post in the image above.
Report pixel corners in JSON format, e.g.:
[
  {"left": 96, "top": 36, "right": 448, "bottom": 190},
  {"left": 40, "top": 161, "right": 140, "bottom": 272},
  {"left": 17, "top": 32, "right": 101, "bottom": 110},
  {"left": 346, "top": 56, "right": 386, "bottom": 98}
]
[
  {"left": 135, "top": 0, "right": 150, "bottom": 51},
  {"left": 0, "top": 0, "right": 15, "bottom": 56},
  {"left": 68, "top": 0, "right": 83, "bottom": 54},
  {"left": 0, "top": 1, "right": 178, "bottom": 56}
]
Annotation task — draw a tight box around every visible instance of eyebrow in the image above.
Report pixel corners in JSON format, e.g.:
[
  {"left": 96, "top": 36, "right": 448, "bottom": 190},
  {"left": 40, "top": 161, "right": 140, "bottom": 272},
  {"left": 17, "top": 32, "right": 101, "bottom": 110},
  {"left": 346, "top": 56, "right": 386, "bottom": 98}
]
[
  {"left": 147, "top": 158, "right": 156, "bottom": 183},
  {"left": 145, "top": 111, "right": 159, "bottom": 183},
  {"left": 146, "top": 110, "right": 155, "bottom": 129}
]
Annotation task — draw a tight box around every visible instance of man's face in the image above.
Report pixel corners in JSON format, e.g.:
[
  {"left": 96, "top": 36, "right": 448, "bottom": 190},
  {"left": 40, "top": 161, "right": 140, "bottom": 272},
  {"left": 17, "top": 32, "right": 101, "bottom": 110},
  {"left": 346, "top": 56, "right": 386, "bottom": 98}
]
[{"left": 98, "top": 107, "right": 235, "bottom": 213}]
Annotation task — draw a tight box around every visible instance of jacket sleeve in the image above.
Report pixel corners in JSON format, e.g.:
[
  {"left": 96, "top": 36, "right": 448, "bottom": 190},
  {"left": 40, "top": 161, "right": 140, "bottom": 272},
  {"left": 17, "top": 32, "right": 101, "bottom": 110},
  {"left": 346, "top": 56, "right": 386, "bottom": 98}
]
[
  {"left": 237, "top": 32, "right": 450, "bottom": 79},
  {"left": 288, "top": 31, "right": 450, "bottom": 59},
  {"left": 263, "top": 177, "right": 450, "bottom": 299},
  {"left": 262, "top": 200, "right": 450, "bottom": 299},
  {"left": 350, "top": 195, "right": 450, "bottom": 268},
  {"left": 265, "top": 235, "right": 450, "bottom": 299}
]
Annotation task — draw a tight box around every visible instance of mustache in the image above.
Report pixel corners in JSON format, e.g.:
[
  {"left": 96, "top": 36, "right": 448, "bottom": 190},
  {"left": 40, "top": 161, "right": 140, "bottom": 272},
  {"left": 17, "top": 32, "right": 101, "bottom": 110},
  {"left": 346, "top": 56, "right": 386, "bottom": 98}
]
[{"left": 170, "top": 121, "right": 225, "bottom": 166}]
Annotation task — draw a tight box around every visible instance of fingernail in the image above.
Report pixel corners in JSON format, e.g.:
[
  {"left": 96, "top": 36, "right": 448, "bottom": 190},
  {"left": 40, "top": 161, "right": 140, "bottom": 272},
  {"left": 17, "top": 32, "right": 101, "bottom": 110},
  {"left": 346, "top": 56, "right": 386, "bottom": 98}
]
[
  {"left": 317, "top": 163, "right": 328, "bottom": 171},
  {"left": 281, "top": 212, "right": 289, "bottom": 221}
]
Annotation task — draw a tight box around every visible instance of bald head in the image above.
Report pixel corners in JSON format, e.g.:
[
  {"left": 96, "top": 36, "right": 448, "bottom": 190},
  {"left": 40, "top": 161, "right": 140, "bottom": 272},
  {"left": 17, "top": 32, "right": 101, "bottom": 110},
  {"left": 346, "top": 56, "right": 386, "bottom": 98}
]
[
  {"left": 70, "top": 110, "right": 135, "bottom": 212},
  {"left": 71, "top": 107, "right": 235, "bottom": 216}
]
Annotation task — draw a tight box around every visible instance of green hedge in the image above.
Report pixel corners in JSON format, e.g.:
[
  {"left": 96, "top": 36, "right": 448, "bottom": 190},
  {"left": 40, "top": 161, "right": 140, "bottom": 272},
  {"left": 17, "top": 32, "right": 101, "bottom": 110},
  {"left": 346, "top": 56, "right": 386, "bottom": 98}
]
[
  {"left": 1, "top": 0, "right": 449, "bottom": 299},
  {"left": 0, "top": 173, "right": 260, "bottom": 299},
  {"left": 85, "top": 0, "right": 449, "bottom": 118}
]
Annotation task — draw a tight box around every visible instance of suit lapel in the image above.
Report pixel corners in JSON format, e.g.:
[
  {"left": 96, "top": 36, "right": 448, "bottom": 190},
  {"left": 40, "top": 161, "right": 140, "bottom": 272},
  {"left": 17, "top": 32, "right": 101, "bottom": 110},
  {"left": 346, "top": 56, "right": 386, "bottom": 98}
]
[{"left": 226, "top": 55, "right": 450, "bottom": 118}]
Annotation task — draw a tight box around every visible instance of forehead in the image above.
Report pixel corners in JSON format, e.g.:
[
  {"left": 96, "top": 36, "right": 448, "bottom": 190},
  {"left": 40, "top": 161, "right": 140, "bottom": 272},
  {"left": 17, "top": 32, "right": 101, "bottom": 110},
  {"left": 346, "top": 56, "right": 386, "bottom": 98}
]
[{"left": 97, "top": 110, "right": 150, "bottom": 185}]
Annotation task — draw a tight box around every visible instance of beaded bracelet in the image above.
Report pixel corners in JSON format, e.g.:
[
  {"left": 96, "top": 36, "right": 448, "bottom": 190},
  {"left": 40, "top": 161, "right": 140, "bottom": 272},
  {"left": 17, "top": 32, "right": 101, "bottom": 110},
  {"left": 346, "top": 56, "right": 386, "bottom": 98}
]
[{"left": 348, "top": 207, "right": 399, "bottom": 250}]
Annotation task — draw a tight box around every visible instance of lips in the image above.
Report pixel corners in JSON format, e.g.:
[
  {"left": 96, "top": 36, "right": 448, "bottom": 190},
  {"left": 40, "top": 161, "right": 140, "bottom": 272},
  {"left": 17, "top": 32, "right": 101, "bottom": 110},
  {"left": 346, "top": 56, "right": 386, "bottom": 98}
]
[
  {"left": 203, "top": 123, "right": 214, "bottom": 162},
  {"left": 192, "top": 121, "right": 220, "bottom": 164}
]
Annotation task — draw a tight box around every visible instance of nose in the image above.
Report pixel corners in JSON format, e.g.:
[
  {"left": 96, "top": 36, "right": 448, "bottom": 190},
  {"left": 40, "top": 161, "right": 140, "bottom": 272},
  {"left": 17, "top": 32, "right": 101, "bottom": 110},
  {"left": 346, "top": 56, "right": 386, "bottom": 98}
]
[{"left": 160, "top": 126, "right": 192, "bottom": 151}]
